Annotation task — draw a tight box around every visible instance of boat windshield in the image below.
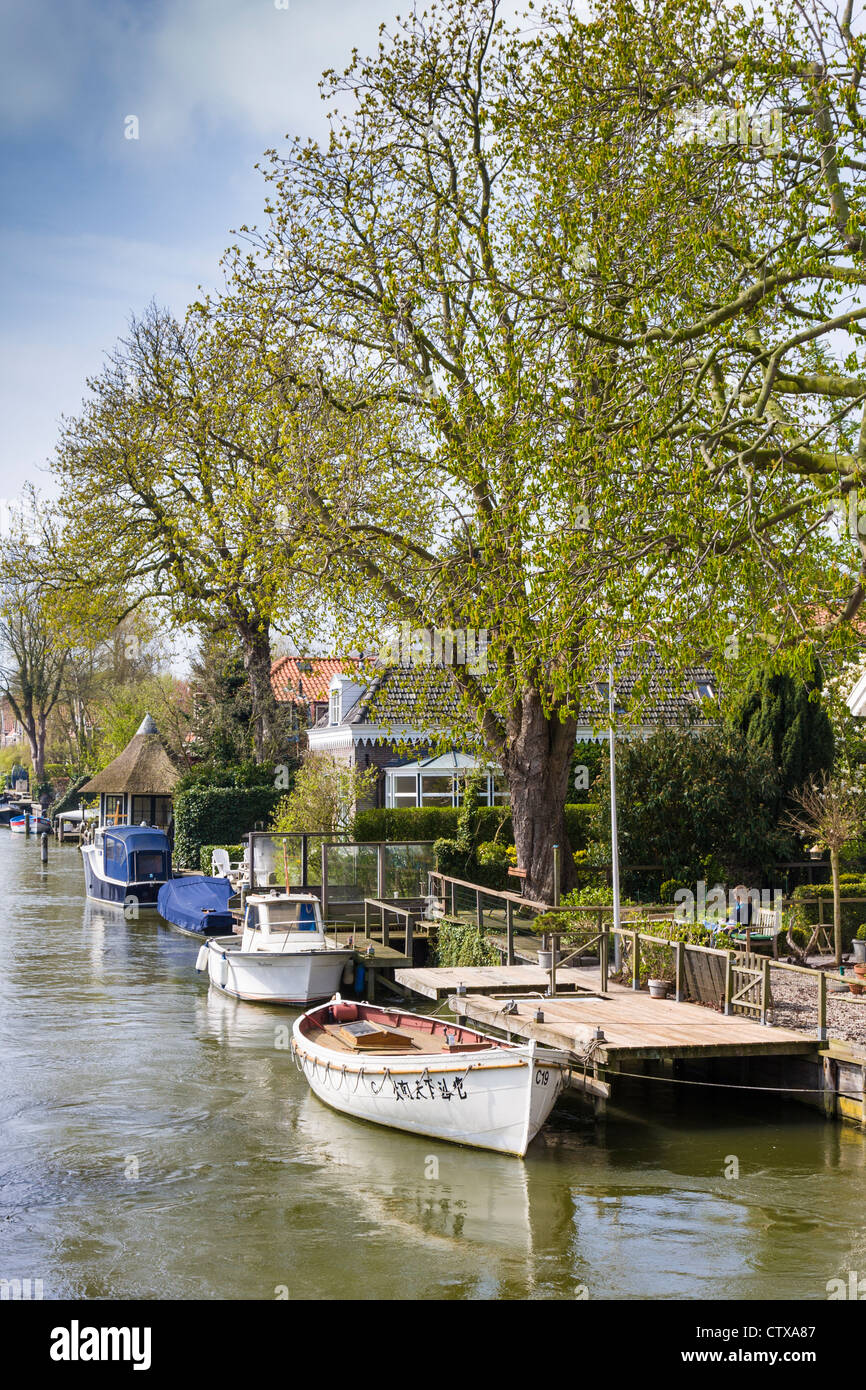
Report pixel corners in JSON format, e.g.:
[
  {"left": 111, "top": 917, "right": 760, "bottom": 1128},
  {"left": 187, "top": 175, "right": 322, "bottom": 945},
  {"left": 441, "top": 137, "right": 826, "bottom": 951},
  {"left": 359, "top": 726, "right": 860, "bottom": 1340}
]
[
  {"left": 264, "top": 902, "right": 320, "bottom": 932},
  {"left": 134, "top": 850, "right": 168, "bottom": 881}
]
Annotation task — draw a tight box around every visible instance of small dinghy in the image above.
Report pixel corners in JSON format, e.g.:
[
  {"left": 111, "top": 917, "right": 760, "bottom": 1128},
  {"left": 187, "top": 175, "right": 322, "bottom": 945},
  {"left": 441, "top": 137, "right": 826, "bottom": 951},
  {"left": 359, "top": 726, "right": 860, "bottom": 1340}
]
[
  {"left": 157, "top": 875, "right": 235, "bottom": 935},
  {"left": 196, "top": 893, "right": 354, "bottom": 1005},
  {"left": 10, "top": 812, "right": 51, "bottom": 835},
  {"left": 292, "top": 999, "right": 571, "bottom": 1156}
]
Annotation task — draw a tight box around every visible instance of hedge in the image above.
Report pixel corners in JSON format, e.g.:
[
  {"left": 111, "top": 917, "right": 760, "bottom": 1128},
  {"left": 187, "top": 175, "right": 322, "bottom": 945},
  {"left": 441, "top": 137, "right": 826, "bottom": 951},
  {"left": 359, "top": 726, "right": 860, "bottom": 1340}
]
[
  {"left": 199, "top": 843, "right": 246, "bottom": 875},
  {"left": 173, "top": 786, "right": 282, "bottom": 870},
  {"left": 352, "top": 802, "right": 594, "bottom": 851}
]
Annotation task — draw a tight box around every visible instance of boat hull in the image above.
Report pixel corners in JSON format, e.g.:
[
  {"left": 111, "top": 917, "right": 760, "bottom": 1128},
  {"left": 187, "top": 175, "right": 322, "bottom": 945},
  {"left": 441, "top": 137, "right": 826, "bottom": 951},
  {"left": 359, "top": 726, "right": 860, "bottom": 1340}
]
[
  {"left": 292, "top": 1006, "right": 568, "bottom": 1156},
  {"left": 203, "top": 940, "right": 355, "bottom": 1006},
  {"left": 80, "top": 844, "right": 162, "bottom": 908}
]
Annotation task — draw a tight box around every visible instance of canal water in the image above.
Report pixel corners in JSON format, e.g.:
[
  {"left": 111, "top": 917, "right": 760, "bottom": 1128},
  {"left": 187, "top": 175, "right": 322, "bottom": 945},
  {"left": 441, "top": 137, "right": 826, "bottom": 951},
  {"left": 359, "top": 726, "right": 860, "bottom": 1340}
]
[{"left": 1, "top": 831, "right": 864, "bottom": 1301}]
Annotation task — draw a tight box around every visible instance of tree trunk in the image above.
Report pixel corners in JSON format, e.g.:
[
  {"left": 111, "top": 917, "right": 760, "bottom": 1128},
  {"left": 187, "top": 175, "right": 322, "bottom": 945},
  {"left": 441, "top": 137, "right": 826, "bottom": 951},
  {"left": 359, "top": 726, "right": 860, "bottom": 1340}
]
[
  {"left": 238, "top": 623, "right": 277, "bottom": 764},
  {"left": 498, "top": 694, "right": 577, "bottom": 903},
  {"left": 831, "top": 846, "right": 842, "bottom": 968}
]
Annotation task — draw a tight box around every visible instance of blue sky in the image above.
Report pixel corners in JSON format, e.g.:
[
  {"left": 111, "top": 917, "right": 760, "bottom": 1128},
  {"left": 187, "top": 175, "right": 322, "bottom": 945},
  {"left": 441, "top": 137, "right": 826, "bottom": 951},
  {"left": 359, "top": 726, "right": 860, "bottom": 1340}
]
[{"left": 0, "top": 0, "right": 465, "bottom": 501}]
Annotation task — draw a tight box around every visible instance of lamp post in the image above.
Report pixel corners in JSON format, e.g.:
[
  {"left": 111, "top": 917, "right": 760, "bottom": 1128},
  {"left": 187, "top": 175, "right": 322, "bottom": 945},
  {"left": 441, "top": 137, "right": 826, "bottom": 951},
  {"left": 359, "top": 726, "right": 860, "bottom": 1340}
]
[{"left": 608, "top": 665, "right": 622, "bottom": 974}]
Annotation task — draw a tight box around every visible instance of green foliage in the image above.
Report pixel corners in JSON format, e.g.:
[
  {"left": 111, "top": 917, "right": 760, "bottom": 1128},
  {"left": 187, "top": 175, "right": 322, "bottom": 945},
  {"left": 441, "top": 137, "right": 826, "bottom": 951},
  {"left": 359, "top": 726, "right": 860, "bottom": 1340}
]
[
  {"left": 430, "top": 918, "right": 499, "bottom": 969},
  {"left": 270, "top": 752, "right": 374, "bottom": 833},
  {"left": 857, "top": 924, "right": 866, "bottom": 942},
  {"left": 598, "top": 725, "right": 792, "bottom": 881},
  {"left": 789, "top": 881, "right": 866, "bottom": 951},
  {"left": 199, "top": 842, "right": 246, "bottom": 874},
  {"left": 729, "top": 663, "right": 834, "bottom": 814},
  {"left": 659, "top": 878, "right": 690, "bottom": 905},
  {"left": 173, "top": 785, "right": 281, "bottom": 869},
  {"left": 569, "top": 740, "right": 606, "bottom": 803}
]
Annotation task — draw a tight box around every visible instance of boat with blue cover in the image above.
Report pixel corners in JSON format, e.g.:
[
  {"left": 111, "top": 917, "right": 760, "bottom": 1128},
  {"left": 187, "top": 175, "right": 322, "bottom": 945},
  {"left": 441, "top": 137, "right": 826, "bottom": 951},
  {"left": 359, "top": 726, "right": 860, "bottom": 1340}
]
[
  {"left": 157, "top": 876, "right": 235, "bottom": 936},
  {"left": 81, "top": 825, "right": 171, "bottom": 907}
]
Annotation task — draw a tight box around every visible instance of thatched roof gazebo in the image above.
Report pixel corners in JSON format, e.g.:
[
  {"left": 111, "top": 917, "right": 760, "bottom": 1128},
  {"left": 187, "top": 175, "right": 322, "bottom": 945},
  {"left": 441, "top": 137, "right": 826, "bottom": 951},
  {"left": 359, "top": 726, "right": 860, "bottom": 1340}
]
[{"left": 81, "top": 714, "right": 180, "bottom": 829}]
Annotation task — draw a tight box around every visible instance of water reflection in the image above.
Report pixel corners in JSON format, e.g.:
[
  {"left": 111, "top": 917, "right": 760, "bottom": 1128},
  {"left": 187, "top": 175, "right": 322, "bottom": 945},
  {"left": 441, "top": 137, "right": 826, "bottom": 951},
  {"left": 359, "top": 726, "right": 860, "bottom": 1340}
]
[{"left": 0, "top": 831, "right": 864, "bottom": 1300}]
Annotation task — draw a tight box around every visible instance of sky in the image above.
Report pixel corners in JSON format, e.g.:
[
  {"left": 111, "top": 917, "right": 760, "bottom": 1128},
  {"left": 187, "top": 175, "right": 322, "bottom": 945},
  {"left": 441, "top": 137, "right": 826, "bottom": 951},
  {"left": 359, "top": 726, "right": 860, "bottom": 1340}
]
[{"left": 0, "top": 0, "right": 526, "bottom": 505}]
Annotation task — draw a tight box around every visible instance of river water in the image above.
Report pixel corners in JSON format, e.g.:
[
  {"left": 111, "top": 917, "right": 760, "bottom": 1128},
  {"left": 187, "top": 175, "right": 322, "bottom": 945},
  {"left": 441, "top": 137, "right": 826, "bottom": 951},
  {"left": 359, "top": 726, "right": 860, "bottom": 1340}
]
[{"left": 1, "top": 831, "right": 864, "bottom": 1301}]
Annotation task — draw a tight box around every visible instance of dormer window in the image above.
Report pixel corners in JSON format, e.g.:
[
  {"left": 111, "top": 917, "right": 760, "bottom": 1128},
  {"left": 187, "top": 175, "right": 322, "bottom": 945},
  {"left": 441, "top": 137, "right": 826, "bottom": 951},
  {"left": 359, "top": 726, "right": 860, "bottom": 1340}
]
[{"left": 329, "top": 688, "right": 341, "bottom": 725}]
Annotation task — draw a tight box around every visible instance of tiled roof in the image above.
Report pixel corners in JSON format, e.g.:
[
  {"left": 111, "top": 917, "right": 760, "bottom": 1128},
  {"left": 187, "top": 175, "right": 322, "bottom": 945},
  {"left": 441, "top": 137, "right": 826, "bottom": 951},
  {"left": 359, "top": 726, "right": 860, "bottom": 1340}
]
[
  {"left": 271, "top": 656, "right": 361, "bottom": 706},
  {"left": 317, "top": 645, "right": 717, "bottom": 732}
]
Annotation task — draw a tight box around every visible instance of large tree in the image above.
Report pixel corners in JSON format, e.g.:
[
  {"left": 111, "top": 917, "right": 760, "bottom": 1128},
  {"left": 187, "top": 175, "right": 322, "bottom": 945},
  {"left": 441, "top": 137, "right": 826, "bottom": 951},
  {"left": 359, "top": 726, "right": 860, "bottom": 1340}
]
[
  {"left": 0, "top": 577, "right": 68, "bottom": 785},
  {"left": 235, "top": 0, "right": 866, "bottom": 898},
  {"left": 51, "top": 302, "right": 322, "bottom": 762}
]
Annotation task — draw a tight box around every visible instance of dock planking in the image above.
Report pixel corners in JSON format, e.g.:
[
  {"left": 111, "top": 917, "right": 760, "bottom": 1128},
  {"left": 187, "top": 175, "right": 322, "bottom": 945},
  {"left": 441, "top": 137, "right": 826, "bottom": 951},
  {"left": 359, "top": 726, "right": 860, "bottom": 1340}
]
[
  {"left": 447, "top": 975, "right": 821, "bottom": 1064},
  {"left": 393, "top": 964, "right": 598, "bottom": 1000}
]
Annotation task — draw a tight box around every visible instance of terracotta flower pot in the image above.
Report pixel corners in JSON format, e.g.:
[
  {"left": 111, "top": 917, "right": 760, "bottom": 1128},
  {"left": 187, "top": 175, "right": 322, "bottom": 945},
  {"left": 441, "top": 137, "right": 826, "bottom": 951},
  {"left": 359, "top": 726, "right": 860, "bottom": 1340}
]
[
  {"left": 849, "top": 981, "right": 865, "bottom": 996},
  {"left": 853, "top": 962, "right": 866, "bottom": 980}
]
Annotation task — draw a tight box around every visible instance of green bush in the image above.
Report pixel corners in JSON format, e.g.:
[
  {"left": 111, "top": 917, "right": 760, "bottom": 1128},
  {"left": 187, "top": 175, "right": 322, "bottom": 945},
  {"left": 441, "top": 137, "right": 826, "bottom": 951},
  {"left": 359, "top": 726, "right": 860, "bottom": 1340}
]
[
  {"left": 173, "top": 785, "right": 282, "bottom": 870},
  {"left": 857, "top": 923, "right": 866, "bottom": 942},
  {"left": 430, "top": 918, "right": 499, "bottom": 968},
  {"left": 199, "top": 843, "right": 246, "bottom": 874}
]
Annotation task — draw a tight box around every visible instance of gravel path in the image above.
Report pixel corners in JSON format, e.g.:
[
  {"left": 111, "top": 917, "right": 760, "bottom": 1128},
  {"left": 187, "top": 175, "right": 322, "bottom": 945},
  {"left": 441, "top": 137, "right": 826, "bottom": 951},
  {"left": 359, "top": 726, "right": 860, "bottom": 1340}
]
[{"left": 769, "top": 956, "right": 866, "bottom": 1051}]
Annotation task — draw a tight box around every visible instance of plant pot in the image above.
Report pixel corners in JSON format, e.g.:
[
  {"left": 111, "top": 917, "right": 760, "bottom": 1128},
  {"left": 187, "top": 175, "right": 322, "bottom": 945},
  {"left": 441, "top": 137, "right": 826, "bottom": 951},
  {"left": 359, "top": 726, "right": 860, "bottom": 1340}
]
[
  {"left": 849, "top": 981, "right": 865, "bottom": 996},
  {"left": 853, "top": 962, "right": 866, "bottom": 980},
  {"left": 537, "top": 949, "right": 564, "bottom": 970},
  {"left": 853, "top": 940, "right": 866, "bottom": 965},
  {"left": 648, "top": 978, "right": 669, "bottom": 999}
]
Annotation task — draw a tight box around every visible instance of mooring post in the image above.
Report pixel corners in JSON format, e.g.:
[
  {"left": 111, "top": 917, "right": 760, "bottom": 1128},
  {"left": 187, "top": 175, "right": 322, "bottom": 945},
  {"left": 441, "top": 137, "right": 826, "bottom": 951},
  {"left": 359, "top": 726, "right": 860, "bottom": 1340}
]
[
  {"left": 818, "top": 969, "right": 828, "bottom": 1041},
  {"left": 24, "top": 811, "right": 30, "bottom": 838},
  {"left": 40, "top": 831, "right": 48, "bottom": 864},
  {"left": 724, "top": 950, "right": 734, "bottom": 1016}
]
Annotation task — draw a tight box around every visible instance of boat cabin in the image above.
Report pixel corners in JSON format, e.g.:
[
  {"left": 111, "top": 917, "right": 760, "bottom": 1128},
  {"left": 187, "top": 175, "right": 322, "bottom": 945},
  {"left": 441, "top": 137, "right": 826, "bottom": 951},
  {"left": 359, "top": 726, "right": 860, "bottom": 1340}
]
[
  {"left": 241, "top": 894, "right": 328, "bottom": 954},
  {"left": 83, "top": 825, "right": 172, "bottom": 907}
]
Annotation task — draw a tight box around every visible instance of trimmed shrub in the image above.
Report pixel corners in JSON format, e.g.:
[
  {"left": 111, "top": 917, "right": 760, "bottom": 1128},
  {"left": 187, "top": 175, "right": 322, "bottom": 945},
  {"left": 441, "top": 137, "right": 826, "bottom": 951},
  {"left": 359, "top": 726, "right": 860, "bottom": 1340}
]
[
  {"left": 354, "top": 801, "right": 594, "bottom": 851},
  {"left": 173, "top": 785, "right": 282, "bottom": 869}
]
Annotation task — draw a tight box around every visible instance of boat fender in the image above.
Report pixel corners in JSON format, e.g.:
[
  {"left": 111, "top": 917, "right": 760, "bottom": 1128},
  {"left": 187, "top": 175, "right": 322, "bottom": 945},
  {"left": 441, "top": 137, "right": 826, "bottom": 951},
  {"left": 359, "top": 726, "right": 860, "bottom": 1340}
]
[
  {"left": 340, "top": 958, "right": 355, "bottom": 987},
  {"left": 195, "top": 944, "right": 208, "bottom": 973},
  {"left": 217, "top": 953, "right": 229, "bottom": 989},
  {"left": 332, "top": 1001, "right": 359, "bottom": 1023}
]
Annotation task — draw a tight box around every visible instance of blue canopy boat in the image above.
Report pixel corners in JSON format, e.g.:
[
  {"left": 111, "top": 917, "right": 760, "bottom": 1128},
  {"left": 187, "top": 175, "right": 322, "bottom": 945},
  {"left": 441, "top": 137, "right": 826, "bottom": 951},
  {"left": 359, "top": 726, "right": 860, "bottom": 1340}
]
[
  {"left": 157, "top": 876, "right": 235, "bottom": 935},
  {"left": 81, "top": 825, "right": 171, "bottom": 907}
]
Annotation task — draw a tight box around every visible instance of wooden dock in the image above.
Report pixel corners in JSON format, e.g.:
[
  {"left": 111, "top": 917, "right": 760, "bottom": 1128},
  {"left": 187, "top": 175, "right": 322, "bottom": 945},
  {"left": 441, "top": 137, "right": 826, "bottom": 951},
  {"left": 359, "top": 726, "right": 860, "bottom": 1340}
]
[
  {"left": 446, "top": 973, "right": 819, "bottom": 1065},
  {"left": 393, "top": 964, "right": 599, "bottom": 1000}
]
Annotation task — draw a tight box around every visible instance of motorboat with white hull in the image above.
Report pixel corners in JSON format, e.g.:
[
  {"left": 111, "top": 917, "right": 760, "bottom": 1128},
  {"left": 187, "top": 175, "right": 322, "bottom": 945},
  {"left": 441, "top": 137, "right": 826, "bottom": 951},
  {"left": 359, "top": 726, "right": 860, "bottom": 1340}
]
[
  {"left": 196, "top": 893, "right": 354, "bottom": 1006},
  {"left": 81, "top": 825, "right": 171, "bottom": 908},
  {"left": 292, "top": 999, "right": 571, "bottom": 1156}
]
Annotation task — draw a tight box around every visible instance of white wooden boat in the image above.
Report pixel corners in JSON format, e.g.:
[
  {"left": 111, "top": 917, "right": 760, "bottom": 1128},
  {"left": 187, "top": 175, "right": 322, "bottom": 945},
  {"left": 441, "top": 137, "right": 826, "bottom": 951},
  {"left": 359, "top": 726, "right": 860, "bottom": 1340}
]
[
  {"left": 195, "top": 893, "right": 354, "bottom": 1006},
  {"left": 292, "top": 998, "right": 571, "bottom": 1156}
]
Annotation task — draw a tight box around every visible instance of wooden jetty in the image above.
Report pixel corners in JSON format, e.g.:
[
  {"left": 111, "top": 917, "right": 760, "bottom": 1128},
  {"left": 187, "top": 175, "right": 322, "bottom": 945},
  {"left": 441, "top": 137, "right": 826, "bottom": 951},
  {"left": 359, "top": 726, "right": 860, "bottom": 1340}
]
[
  {"left": 443, "top": 974, "right": 821, "bottom": 1112},
  {"left": 393, "top": 964, "right": 599, "bottom": 999}
]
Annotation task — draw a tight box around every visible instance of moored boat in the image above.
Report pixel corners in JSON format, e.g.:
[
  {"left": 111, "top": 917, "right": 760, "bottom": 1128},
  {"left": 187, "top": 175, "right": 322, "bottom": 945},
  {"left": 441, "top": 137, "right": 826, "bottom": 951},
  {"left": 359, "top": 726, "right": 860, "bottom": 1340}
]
[
  {"left": 292, "top": 998, "right": 571, "bottom": 1156},
  {"left": 196, "top": 893, "right": 354, "bottom": 1004},
  {"left": 10, "top": 812, "right": 51, "bottom": 835},
  {"left": 157, "top": 875, "right": 235, "bottom": 936},
  {"left": 81, "top": 825, "right": 171, "bottom": 907}
]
